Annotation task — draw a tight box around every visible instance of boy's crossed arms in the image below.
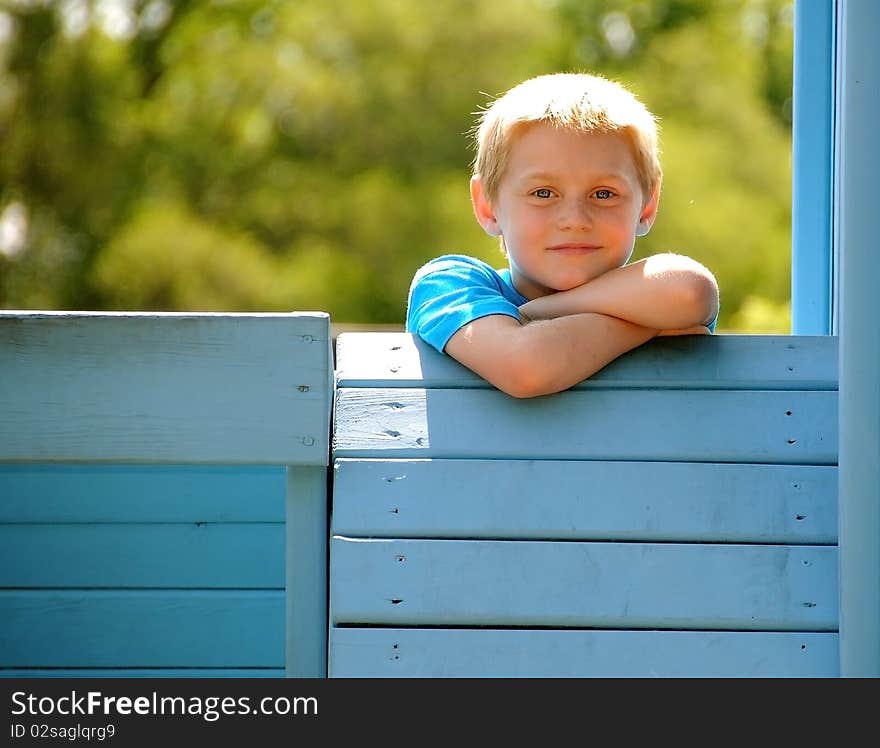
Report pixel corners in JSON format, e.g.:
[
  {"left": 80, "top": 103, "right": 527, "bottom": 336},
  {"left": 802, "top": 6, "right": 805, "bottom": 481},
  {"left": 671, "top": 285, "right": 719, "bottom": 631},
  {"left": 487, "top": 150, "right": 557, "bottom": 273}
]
[{"left": 446, "top": 253, "right": 718, "bottom": 399}]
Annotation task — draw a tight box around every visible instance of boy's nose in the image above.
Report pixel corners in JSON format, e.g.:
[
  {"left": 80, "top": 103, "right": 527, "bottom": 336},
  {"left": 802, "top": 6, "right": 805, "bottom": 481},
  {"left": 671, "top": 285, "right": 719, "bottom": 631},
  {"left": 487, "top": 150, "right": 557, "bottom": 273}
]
[{"left": 558, "top": 199, "right": 593, "bottom": 230}]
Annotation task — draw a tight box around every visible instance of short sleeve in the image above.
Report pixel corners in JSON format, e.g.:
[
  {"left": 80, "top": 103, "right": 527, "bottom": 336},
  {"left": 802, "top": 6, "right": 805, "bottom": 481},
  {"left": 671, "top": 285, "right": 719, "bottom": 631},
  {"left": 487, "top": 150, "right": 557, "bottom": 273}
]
[
  {"left": 406, "top": 256, "right": 524, "bottom": 353},
  {"left": 707, "top": 304, "right": 719, "bottom": 333}
]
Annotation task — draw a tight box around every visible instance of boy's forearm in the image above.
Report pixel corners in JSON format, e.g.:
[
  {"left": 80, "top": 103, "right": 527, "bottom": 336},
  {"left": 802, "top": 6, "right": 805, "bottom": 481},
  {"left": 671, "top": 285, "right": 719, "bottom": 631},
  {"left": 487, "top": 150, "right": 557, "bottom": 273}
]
[
  {"left": 520, "top": 254, "right": 719, "bottom": 330},
  {"left": 514, "top": 313, "right": 657, "bottom": 396},
  {"left": 446, "top": 312, "right": 658, "bottom": 398}
]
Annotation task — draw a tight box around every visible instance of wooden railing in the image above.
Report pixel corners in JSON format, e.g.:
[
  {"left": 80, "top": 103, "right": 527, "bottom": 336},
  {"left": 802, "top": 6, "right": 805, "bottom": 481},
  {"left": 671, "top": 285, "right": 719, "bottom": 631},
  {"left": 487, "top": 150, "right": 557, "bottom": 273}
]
[
  {"left": 330, "top": 332, "right": 839, "bottom": 676},
  {"left": 0, "top": 312, "right": 332, "bottom": 677},
  {"left": 0, "top": 315, "right": 840, "bottom": 676}
]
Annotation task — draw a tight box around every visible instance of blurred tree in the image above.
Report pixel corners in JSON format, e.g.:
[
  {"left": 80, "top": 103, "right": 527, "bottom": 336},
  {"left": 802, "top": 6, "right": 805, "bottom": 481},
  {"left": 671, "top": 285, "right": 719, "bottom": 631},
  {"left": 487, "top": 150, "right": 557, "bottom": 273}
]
[{"left": 0, "top": 0, "right": 793, "bottom": 332}]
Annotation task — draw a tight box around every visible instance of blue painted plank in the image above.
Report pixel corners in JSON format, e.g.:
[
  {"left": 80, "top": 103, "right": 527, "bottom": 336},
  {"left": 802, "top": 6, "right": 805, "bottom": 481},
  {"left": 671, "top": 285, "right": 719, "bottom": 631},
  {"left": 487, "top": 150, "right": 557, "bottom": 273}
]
[
  {"left": 333, "top": 388, "right": 838, "bottom": 464},
  {"left": 0, "top": 312, "right": 331, "bottom": 465},
  {"left": 0, "top": 464, "right": 285, "bottom": 523},
  {"left": 331, "top": 459, "right": 837, "bottom": 543},
  {"left": 0, "top": 669, "right": 285, "bottom": 678},
  {"left": 336, "top": 333, "right": 838, "bottom": 390},
  {"left": 837, "top": 0, "right": 880, "bottom": 677},
  {"left": 330, "top": 538, "right": 837, "bottom": 630},
  {"left": 0, "top": 590, "right": 283, "bottom": 667},
  {"left": 0, "top": 524, "right": 283, "bottom": 588},
  {"left": 285, "top": 466, "right": 328, "bottom": 677},
  {"left": 329, "top": 628, "right": 838, "bottom": 678},
  {"left": 792, "top": 0, "right": 835, "bottom": 335}
]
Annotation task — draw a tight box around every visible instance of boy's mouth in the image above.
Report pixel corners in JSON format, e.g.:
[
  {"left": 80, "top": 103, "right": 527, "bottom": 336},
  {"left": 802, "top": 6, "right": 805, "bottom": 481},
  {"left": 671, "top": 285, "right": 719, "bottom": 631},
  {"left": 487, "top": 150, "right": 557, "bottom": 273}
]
[{"left": 547, "top": 243, "right": 601, "bottom": 254}]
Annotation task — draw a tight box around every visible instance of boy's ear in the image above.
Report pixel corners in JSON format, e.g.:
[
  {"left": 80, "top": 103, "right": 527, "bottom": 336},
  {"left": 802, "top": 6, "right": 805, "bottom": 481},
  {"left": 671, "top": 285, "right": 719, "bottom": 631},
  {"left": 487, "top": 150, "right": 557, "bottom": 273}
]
[
  {"left": 636, "top": 185, "right": 660, "bottom": 237},
  {"left": 470, "top": 176, "right": 501, "bottom": 237}
]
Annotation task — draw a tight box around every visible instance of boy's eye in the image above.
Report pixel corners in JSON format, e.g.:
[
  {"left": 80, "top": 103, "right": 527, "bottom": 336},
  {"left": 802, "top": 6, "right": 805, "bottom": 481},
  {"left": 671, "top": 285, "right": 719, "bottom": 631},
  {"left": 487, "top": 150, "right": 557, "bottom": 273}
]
[
  {"left": 594, "top": 189, "right": 615, "bottom": 199},
  {"left": 532, "top": 188, "right": 554, "bottom": 199}
]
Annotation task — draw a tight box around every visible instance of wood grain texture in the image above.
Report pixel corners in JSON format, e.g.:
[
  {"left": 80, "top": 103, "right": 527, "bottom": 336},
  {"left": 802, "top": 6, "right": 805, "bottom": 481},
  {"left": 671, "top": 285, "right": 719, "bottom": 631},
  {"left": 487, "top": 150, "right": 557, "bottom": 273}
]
[
  {"left": 0, "top": 590, "right": 283, "bottom": 667},
  {"left": 336, "top": 333, "right": 838, "bottom": 390},
  {"left": 331, "top": 537, "right": 838, "bottom": 630},
  {"left": 331, "top": 459, "right": 837, "bottom": 543},
  {"left": 0, "top": 312, "right": 331, "bottom": 464},
  {"left": 333, "top": 388, "right": 838, "bottom": 463},
  {"left": 0, "top": 464, "right": 286, "bottom": 523},
  {"left": 330, "top": 628, "right": 837, "bottom": 677},
  {"left": 0, "top": 523, "right": 284, "bottom": 588}
]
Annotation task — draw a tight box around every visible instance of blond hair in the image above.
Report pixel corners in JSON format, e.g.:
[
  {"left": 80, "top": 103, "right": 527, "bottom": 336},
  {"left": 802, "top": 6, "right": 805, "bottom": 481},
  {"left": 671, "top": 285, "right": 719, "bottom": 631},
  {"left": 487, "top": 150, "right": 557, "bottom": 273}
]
[{"left": 472, "top": 72, "right": 661, "bottom": 204}]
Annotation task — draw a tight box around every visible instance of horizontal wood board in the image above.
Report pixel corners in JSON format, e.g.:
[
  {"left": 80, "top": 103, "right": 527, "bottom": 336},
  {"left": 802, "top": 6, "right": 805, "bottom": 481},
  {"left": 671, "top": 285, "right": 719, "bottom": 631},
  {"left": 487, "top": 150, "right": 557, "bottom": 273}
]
[
  {"left": 331, "top": 459, "right": 837, "bottom": 543},
  {"left": 331, "top": 537, "right": 837, "bottom": 630},
  {"left": 329, "top": 628, "right": 838, "bottom": 677},
  {"left": 0, "top": 524, "right": 284, "bottom": 588},
  {"left": 336, "top": 333, "right": 838, "bottom": 390},
  {"left": 0, "top": 464, "right": 285, "bottom": 523},
  {"left": 0, "top": 312, "right": 331, "bottom": 464},
  {"left": 0, "top": 590, "right": 283, "bottom": 667},
  {"left": 333, "top": 388, "right": 838, "bottom": 463}
]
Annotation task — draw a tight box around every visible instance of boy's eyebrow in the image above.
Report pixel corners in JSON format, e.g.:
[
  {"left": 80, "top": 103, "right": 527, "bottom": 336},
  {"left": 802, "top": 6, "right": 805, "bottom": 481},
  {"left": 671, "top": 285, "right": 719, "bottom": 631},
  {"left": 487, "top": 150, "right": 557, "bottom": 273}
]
[{"left": 518, "top": 170, "right": 631, "bottom": 183}]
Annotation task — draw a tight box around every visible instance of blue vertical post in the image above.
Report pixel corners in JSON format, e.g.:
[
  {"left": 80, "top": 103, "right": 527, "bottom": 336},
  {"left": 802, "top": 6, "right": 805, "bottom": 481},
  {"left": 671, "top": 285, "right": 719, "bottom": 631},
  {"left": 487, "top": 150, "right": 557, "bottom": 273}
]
[
  {"left": 791, "top": 0, "right": 835, "bottom": 335},
  {"left": 837, "top": 0, "right": 880, "bottom": 677},
  {"left": 286, "top": 466, "right": 328, "bottom": 677}
]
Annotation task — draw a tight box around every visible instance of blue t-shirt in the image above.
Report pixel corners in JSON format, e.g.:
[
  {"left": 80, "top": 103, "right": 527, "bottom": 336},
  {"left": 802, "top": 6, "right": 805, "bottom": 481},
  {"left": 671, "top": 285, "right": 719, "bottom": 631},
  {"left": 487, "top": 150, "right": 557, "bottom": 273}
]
[{"left": 406, "top": 254, "right": 527, "bottom": 353}]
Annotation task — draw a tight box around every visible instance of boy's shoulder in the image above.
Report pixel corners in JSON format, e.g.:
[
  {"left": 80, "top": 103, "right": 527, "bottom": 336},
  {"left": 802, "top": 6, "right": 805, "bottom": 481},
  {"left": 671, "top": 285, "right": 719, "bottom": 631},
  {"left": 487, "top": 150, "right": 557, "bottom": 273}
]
[
  {"left": 411, "top": 253, "right": 502, "bottom": 282},
  {"left": 406, "top": 254, "right": 526, "bottom": 353},
  {"left": 409, "top": 253, "right": 525, "bottom": 304}
]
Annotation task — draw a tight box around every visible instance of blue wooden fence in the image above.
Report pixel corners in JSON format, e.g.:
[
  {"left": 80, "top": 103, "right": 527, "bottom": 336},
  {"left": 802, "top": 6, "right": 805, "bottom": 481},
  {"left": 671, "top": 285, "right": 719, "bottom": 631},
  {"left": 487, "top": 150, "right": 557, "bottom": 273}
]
[
  {"left": 2, "top": 323, "right": 842, "bottom": 677},
  {"left": 0, "top": 312, "right": 332, "bottom": 677},
  {"left": 329, "top": 333, "right": 839, "bottom": 676}
]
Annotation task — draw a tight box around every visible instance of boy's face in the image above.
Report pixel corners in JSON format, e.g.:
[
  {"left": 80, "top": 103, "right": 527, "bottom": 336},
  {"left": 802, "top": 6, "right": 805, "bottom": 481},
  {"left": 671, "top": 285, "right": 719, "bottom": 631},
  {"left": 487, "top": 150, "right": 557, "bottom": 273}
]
[{"left": 471, "top": 123, "right": 658, "bottom": 300}]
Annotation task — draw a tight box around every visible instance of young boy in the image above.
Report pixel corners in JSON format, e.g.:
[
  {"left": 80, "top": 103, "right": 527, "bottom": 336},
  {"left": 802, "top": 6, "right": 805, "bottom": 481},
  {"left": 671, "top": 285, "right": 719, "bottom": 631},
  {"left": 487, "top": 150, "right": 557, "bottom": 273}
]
[{"left": 406, "top": 72, "right": 719, "bottom": 398}]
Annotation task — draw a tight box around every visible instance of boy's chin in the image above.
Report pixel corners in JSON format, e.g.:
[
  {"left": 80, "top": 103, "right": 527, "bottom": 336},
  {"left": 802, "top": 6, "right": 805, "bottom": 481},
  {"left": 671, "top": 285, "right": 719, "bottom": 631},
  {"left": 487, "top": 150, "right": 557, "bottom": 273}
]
[
  {"left": 550, "top": 274, "right": 601, "bottom": 292},
  {"left": 514, "top": 270, "right": 600, "bottom": 298}
]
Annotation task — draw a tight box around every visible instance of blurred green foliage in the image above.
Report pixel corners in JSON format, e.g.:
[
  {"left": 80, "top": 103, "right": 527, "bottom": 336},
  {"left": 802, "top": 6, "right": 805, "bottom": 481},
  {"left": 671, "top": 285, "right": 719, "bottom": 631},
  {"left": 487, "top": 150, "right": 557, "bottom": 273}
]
[{"left": 0, "top": 0, "right": 793, "bottom": 331}]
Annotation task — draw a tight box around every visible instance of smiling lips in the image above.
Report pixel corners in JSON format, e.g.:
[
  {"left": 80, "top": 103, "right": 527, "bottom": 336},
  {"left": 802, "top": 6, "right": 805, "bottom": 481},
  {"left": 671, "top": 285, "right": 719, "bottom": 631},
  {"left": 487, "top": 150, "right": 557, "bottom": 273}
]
[{"left": 547, "top": 243, "right": 601, "bottom": 254}]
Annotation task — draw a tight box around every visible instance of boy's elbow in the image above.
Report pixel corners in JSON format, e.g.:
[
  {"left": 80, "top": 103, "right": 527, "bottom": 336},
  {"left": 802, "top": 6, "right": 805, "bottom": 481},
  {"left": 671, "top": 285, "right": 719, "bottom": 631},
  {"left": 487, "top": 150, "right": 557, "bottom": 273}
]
[
  {"left": 690, "top": 272, "right": 720, "bottom": 326},
  {"left": 496, "top": 376, "right": 552, "bottom": 399},
  {"left": 677, "top": 265, "right": 719, "bottom": 327},
  {"left": 488, "top": 339, "right": 557, "bottom": 399},
  {"left": 496, "top": 373, "right": 549, "bottom": 399},
  {"left": 648, "top": 254, "right": 719, "bottom": 327}
]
